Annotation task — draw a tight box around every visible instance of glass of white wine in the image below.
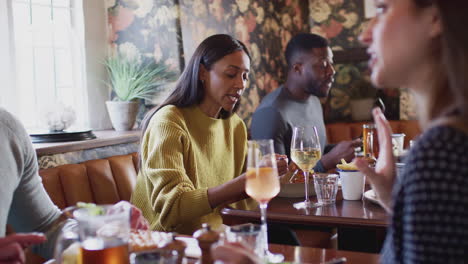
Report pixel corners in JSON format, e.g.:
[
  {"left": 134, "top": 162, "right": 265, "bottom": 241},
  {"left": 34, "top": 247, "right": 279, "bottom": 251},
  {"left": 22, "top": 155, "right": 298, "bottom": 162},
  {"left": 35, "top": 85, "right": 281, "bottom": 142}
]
[
  {"left": 245, "top": 139, "right": 284, "bottom": 263},
  {"left": 290, "top": 126, "right": 322, "bottom": 209}
]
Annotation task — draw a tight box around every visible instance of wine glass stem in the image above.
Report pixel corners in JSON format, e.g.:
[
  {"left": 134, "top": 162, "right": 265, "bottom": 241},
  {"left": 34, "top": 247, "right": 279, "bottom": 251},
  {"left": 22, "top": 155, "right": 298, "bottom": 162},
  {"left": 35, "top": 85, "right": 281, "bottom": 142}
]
[
  {"left": 304, "top": 171, "right": 310, "bottom": 205},
  {"left": 259, "top": 202, "right": 269, "bottom": 256}
]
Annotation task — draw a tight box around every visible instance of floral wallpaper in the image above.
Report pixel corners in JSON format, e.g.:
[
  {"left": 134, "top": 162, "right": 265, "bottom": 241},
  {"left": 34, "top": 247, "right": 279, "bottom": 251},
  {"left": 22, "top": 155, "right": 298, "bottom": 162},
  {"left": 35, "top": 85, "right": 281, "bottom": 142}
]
[
  {"left": 107, "top": 0, "right": 414, "bottom": 125},
  {"left": 309, "top": 0, "right": 365, "bottom": 49},
  {"left": 108, "top": 0, "right": 182, "bottom": 71}
]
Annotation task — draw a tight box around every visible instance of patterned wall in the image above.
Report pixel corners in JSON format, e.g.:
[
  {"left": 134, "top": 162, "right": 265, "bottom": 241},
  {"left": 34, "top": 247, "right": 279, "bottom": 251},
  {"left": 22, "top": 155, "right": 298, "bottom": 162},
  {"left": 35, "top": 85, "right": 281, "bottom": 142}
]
[
  {"left": 108, "top": 0, "right": 182, "bottom": 71},
  {"left": 107, "top": 0, "right": 411, "bottom": 125}
]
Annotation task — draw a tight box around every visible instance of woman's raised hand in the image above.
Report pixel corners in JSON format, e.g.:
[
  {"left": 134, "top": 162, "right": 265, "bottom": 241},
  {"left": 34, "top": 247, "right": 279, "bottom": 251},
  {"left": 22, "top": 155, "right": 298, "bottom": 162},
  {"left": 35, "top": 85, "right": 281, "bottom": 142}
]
[{"left": 355, "top": 107, "right": 396, "bottom": 213}]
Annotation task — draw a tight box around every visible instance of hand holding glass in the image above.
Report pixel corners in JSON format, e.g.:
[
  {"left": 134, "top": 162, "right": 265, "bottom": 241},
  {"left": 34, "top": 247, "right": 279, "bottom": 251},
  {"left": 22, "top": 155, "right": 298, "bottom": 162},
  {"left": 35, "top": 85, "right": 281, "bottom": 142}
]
[
  {"left": 245, "top": 139, "right": 283, "bottom": 263},
  {"left": 290, "top": 126, "right": 321, "bottom": 209}
]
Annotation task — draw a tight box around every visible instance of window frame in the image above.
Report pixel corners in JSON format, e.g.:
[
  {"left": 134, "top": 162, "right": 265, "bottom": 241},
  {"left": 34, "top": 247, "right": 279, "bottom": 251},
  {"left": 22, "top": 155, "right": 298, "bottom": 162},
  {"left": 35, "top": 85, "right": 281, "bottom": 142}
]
[{"left": 1, "top": 0, "right": 112, "bottom": 130}]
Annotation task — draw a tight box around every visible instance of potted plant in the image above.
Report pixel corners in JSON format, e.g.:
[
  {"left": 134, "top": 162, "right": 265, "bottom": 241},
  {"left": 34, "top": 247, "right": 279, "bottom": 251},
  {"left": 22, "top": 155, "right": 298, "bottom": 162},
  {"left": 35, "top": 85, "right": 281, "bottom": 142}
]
[
  {"left": 348, "top": 78, "right": 377, "bottom": 121},
  {"left": 104, "top": 53, "right": 175, "bottom": 131}
]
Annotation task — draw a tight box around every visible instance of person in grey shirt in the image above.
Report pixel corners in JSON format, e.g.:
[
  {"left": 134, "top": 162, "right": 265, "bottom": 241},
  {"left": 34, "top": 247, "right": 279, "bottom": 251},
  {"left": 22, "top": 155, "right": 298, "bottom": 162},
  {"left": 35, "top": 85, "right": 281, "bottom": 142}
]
[
  {"left": 251, "top": 33, "right": 360, "bottom": 172},
  {"left": 0, "top": 107, "right": 66, "bottom": 262}
]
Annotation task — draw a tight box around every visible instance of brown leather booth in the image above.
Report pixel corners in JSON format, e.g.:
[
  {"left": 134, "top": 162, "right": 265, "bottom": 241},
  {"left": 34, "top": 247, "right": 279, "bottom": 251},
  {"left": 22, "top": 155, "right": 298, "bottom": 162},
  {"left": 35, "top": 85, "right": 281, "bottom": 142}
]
[
  {"left": 326, "top": 120, "right": 421, "bottom": 148},
  {"left": 39, "top": 152, "right": 139, "bottom": 209},
  {"left": 25, "top": 153, "right": 139, "bottom": 264}
]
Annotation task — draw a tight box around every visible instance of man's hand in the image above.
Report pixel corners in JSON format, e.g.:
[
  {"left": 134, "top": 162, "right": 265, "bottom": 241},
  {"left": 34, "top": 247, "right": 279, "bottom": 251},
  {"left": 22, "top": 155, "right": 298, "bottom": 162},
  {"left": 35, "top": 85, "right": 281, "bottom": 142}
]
[
  {"left": 257, "top": 154, "right": 288, "bottom": 176},
  {"left": 275, "top": 154, "right": 288, "bottom": 176},
  {"left": 0, "top": 233, "right": 46, "bottom": 264},
  {"left": 321, "top": 139, "right": 362, "bottom": 171}
]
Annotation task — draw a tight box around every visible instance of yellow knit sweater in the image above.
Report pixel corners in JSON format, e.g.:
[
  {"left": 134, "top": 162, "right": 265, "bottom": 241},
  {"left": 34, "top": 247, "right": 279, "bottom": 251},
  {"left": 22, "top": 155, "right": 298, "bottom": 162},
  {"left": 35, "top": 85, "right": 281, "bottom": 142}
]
[{"left": 131, "top": 105, "right": 254, "bottom": 235}]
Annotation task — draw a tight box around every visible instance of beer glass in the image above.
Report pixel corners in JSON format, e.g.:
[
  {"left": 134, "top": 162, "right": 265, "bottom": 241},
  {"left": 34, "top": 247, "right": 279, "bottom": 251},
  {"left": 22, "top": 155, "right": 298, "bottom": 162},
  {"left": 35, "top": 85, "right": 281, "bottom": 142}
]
[
  {"left": 363, "top": 123, "right": 375, "bottom": 158},
  {"left": 55, "top": 205, "right": 131, "bottom": 264}
]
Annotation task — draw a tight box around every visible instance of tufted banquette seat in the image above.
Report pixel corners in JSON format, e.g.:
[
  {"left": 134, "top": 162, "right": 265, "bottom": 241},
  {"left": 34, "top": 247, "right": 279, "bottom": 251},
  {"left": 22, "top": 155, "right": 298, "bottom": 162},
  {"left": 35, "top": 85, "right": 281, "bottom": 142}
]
[{"left": 39, "top": 152, "right": 139, "bottom": 210}]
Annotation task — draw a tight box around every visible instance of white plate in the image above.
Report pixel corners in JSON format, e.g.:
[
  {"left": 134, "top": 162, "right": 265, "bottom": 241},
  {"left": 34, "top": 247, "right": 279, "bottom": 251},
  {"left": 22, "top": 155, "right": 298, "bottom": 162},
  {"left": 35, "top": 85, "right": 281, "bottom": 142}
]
[{"left": 363, "top": 189, "right": 380, "bottom": 204}]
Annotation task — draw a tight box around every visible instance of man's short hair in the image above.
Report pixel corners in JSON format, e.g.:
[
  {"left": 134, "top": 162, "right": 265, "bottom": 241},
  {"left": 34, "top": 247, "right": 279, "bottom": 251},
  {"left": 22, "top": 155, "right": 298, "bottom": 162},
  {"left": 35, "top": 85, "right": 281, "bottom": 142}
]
[{"left": 285, "top": 33, "right": 329, "bottom": 69}]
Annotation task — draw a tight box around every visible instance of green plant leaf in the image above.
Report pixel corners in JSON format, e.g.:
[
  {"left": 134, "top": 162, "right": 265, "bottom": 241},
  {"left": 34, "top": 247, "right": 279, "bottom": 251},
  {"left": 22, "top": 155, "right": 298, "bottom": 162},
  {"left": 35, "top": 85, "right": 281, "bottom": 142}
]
[{"left": 104, "top": 54, "right": 177, "bottom": 102}]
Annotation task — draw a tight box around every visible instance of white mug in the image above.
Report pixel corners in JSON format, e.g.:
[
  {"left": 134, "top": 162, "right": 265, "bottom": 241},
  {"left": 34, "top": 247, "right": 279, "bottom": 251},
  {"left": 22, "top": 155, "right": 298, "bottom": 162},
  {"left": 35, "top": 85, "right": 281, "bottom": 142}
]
[{"left": 338, "top": 170, "right": 366, "bottom": 200}]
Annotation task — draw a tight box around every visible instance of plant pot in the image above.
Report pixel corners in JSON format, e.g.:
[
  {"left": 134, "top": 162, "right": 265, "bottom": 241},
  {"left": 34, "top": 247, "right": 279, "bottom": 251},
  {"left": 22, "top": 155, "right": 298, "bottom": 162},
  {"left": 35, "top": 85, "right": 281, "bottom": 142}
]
[
  {"left": 105, "top": 101, "right": 139, "bottom": 131},
  {"left": 350, "top": 98, "right": 374, "bottom": 121}
]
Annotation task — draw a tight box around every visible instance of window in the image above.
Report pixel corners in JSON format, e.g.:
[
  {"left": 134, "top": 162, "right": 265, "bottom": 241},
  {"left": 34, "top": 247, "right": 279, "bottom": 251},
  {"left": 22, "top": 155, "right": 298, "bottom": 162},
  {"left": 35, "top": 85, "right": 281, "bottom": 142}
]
[{"left": 6, "top": 0, "right": 87, "bottom": 129}]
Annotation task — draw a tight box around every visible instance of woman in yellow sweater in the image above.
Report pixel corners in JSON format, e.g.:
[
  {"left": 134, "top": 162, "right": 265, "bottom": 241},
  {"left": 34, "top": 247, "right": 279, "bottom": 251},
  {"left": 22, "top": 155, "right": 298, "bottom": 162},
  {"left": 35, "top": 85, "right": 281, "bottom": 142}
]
[{"left": 131, "top": 34, "right": 287, "bottom": 235}]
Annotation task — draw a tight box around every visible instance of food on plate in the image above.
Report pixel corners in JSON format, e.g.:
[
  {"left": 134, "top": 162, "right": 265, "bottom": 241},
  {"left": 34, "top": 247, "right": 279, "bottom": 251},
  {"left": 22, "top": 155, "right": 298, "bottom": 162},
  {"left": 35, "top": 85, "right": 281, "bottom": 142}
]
[
  {"left": 129, "top": 230, "right": 172, "bottom": 252},
  {"left": 336, "top": 159, "right": 359, "bottom": 171},
  {"left": 288, "top": 169, "right": 312, "bottom": 183},
  {"left": 279, "top": 162, "right": 312, "bottom": 184}
]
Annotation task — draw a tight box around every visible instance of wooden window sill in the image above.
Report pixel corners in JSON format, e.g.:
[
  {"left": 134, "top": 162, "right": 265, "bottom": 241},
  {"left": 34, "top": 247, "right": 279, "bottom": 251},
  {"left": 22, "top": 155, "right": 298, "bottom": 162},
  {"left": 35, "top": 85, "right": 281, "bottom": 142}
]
[{"left": 33, "top": 130, "right": 140, "bottom": 156}]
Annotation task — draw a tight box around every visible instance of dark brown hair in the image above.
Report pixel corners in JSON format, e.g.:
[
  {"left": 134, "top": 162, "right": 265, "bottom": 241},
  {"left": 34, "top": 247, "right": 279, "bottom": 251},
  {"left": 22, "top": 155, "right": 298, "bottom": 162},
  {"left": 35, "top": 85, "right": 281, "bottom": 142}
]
[
  {"left": 140, "top": 34, "right": 250, "bottom": 137},
  {"left": 413, "top": 0, "right": 468, "bottom": 123}
]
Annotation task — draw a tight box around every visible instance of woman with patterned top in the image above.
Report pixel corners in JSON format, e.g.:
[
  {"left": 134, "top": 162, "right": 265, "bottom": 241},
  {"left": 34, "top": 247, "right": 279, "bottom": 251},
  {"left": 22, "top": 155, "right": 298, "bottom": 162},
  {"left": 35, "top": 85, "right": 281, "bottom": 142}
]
[
  {"left": 357, "top": 0, "right": 468, "bottom": 263},
  {"left": 131, "top": 34, "right": 287, "bottom": 235}
]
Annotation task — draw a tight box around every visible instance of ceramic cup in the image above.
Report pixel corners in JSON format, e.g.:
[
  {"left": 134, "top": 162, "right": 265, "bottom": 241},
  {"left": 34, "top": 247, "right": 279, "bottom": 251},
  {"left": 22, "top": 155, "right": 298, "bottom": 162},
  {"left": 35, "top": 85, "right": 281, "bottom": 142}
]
[
  {"left": 338, "top": 169, "right": 366, "bottom": 200},
  {"left": 392, "top": 133, "right": 406, "bottom": 156}
]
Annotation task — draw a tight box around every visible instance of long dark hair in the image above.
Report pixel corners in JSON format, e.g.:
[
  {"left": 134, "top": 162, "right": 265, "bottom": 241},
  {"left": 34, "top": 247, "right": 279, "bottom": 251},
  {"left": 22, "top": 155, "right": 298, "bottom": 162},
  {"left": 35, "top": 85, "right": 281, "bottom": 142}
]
[
  {"left": 140, "top": 34, "right": 251, "bottom": 137},
  {"left": 413, "top": 0, "right": 468, "bottom": 123}
]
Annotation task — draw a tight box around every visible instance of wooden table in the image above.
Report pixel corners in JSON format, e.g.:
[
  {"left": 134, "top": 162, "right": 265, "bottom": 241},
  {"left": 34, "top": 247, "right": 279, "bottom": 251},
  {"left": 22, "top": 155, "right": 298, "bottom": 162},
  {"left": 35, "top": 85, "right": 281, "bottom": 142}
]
[
  {"left": 222, "top": 191, "right": 389, "bottom": 253},
  {"left": 223, "top": 191, "right": 388, "bottom": 228},
  {"left": 183, "top": 244, "right": 379, "bottom": 264},
  {"left": 46, "top": 244, "right": 379, "bottom": 264},
  {"left": 179, "top": 235, "right": 379, "bottom": 264},
  {"left": 269, "top": 244, "right": 380, "bottom": 264}
]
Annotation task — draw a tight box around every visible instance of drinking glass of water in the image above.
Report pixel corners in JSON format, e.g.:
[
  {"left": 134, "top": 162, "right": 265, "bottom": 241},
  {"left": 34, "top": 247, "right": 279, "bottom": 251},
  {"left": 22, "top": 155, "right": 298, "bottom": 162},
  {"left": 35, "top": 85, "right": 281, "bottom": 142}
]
[{"left": 313, "top": 174, "right": 339, "bottom": 206}]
